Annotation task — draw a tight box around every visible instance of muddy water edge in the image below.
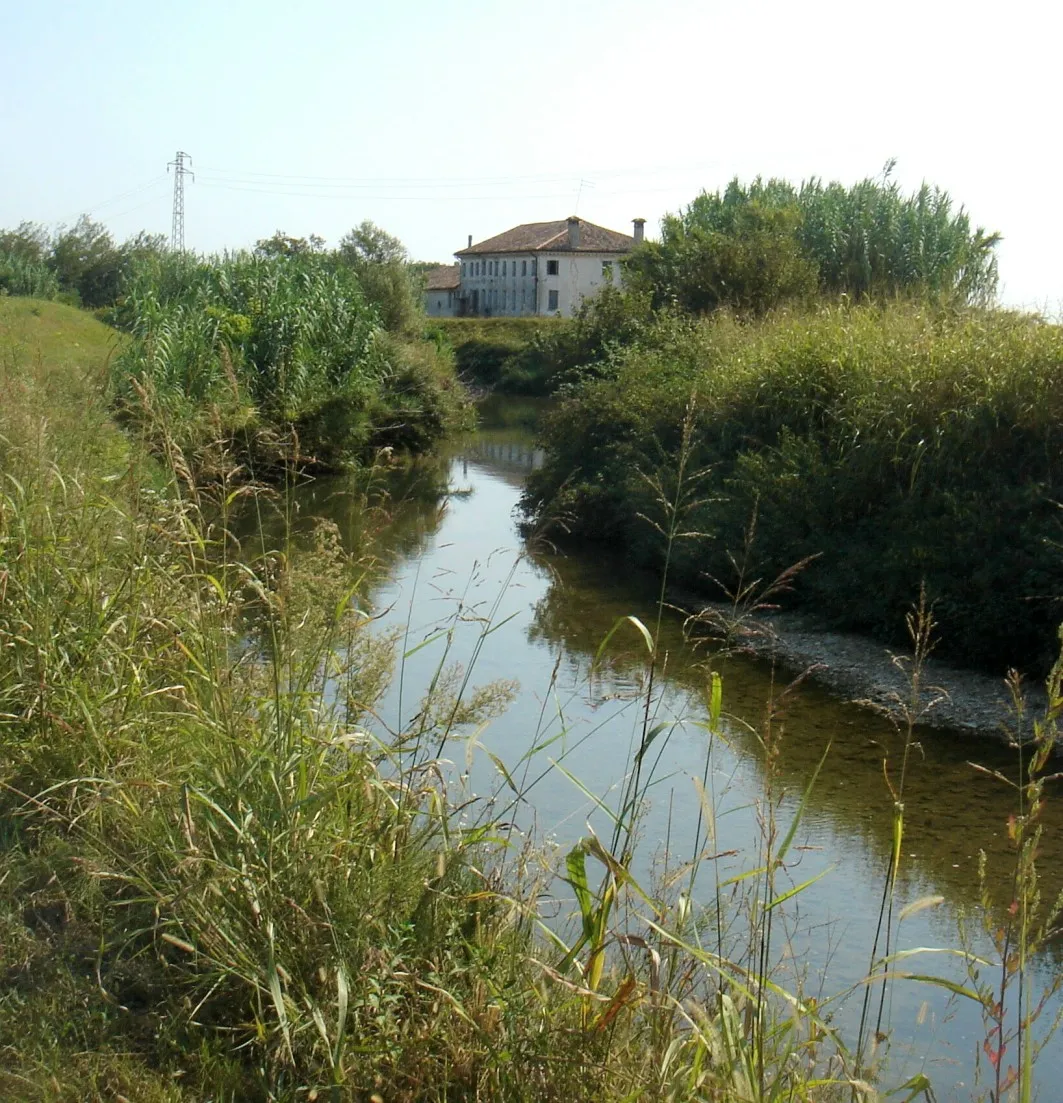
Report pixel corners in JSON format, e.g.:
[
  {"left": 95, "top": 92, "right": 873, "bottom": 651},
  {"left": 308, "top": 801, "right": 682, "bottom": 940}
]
[{"left": 244, "top": 395, "right": 1063, "bottom": 1098}]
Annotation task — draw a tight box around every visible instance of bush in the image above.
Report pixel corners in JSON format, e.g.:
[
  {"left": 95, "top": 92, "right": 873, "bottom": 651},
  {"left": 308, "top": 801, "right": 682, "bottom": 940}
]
[
  {"left": 433, "top": 316, "right": 560, "bottom": 389},
  {"left": 110, "top": 251, "right": 469, "bottom": 472},
  {"left": 525, "top": 302, "right": 1063, "bottom": 673}
]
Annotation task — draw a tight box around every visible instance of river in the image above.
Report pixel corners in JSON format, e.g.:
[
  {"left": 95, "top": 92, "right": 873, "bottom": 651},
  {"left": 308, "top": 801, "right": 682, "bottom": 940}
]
[{"left": 252, "top": 396, "right": 1063, "bottom": 1099}]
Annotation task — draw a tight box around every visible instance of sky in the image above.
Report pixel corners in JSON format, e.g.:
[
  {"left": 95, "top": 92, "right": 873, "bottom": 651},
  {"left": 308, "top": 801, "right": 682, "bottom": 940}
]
[{"left": 2, "top": 0, "right": 1060, "bottom": 309}]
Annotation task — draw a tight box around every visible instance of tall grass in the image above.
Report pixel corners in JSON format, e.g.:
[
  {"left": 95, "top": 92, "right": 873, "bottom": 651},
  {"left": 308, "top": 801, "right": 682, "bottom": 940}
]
[
  {"left": 4, "top": 298, "right": 1061, "bottom": 1100},
  {"left": 525, "top": 301, "right": 1063, "bottom": 674},
  {"left": 110, "top": 251, "right": 469, "bottom": 473},
  {"left": 0, "top": 251, "right": 60, "bottom": 299}
]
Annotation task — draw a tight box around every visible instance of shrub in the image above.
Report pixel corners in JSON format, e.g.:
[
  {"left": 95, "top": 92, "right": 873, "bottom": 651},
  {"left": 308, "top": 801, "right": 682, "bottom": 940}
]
[
  {"left": 525, "top": 302, "right": 1063, "bottom": 673},
  {"left": 110, "top": 251, "right": 468, "bottom": 471}
]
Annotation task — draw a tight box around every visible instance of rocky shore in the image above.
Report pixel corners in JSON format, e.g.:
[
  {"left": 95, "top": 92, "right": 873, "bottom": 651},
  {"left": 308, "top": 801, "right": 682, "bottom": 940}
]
[{"left": 689, "top": 603, "right": 1050, "bottom": 746}]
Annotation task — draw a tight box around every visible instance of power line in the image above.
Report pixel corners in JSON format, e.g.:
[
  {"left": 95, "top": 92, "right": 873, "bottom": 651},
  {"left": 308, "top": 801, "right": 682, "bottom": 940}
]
[{"left": 167, "top": 151, "right": 194, "bottom": 251}]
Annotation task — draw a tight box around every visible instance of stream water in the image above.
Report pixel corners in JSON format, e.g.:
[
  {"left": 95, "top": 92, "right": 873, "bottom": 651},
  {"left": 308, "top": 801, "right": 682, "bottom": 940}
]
[{"left": 256, "top": 396, "right": 1063, "bottom": 1098}]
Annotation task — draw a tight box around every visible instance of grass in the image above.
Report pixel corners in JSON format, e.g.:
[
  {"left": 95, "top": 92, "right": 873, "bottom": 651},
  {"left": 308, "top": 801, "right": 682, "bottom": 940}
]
[
  {"left": 2, "top": 296, "right": 1061, "bottom": 1101},
  {"left": 108, "top": 251, "right": 471, "bottom": 475},
  {"left": 524, "top": 300, "right": 1063, "bottom": 675},
  {"left": 432, "top": 316, "right": 562, "bottom": 392}
]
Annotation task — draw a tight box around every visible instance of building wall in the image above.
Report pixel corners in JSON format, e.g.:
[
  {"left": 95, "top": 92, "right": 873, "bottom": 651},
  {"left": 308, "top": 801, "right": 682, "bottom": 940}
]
[
  {"left": 458, "top": 254, "right": 538, "bottom": 316},
  {"left": 424, "top": 287, "right": 459, "bottom": 317},
  {"left": 535, "top": 252, "right": 623, "bottom": 316},
  {"left": 457, "top": 251, "right": 624, "bottom": 317}
]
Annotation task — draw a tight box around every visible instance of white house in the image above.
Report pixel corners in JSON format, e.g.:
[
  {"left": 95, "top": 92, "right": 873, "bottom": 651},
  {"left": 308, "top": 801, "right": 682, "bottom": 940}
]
[
  {"left": 423, "top": 263, "right": 461, "bottom": 317},
  {"left": 453, "top": 216, "right": 645, "bottom": 317}
]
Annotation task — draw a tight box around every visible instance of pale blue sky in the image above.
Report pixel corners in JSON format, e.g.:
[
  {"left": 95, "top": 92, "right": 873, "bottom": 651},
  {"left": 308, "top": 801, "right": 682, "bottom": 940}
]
[{"left": 2, "top": 0, "right": 1058, "bottom": 307}]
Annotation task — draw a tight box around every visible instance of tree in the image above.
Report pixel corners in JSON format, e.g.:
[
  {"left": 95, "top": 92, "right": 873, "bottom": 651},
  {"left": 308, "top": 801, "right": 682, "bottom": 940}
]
[
  {"left": 338, "top": 220, "right": 407, "bottom": 267},
  {"left": 625, "top": 174, "right": 1001, "bottom": 315},
  {"left": 0, "top": 221, "right": 50, "bottom": 264},
  {"left": 625, "top": 185, "right": 817, "bottom": 315},
  {"left": 50, "top": 216, "right": 124, "bottom": 307},
  {"left": 336, "top": 220, "right": 421, "bottom": 334},
  {"left": 254, "top": 230, "right": 326, "bottom": 258}
]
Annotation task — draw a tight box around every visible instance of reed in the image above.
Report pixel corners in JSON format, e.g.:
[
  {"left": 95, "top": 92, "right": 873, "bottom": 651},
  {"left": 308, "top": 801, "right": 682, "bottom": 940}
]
[{"left": 4, "top": 296, "right": 1061, "bottom": 1101}]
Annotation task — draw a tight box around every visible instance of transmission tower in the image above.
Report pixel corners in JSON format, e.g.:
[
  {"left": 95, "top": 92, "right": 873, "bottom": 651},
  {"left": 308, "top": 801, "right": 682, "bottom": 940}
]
[{"left": 167, "top": 150, "right": 194, "bottom": 251}]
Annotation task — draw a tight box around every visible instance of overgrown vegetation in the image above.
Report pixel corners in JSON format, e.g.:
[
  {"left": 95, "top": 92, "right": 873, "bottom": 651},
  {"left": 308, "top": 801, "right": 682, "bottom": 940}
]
[
  {"left": 108, "top": 249, "right": 468, "bottom": 472},
  {"left": 0, "top": 214, "right": 469, "bottom": 473},
  {"left": 0, "top": 217, "right": 166, "bottom": 307},
  {"left": 625, "top": 171, "right": 1000, "bottom": 313},
  {"left": 433, "top": 316, "right": 562, "bottom": 391},
  {"left": 525, "top": 301, "right": 1063, "bottom": 674},
  {"left": 515, "top": 174, "right": 1063, "bottom": 674},
  {"left": 2, "top": 298, "right": 1061, "bottom": 1100},
  {"left": 449, "top": 170, "right": 1003, "bottom": 399}
]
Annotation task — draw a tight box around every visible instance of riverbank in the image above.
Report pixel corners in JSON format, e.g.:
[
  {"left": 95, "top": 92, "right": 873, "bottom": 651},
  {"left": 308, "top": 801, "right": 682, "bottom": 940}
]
[
  {"left": 689, "top": 599, "right": 1047, "bottom": 743},
  {"left": 4, "top": 299, "right": 1060, "bottom": 1100},
  {"left": 525, "top": 301, "right": 1063, "bottom": 677},
  {"left": 0, "top": 298, "right": 902, "bottom": 1101}
]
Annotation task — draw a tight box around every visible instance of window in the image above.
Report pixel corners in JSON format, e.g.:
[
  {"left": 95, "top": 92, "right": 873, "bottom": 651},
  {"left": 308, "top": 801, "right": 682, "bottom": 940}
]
[
  {"left": 492, "top": 260, "right": 497, "bottom": 276},
  {"left": 461, "top": 262, "right": 466, "bottom": 276},
  {"left": 511, "top": 290, "right": 516, "bottom": 310},
  {"left": 546, "top": 259, "right": 559, "bottom": 276},
  {"left": 532, "top": 258, "right": 537, "bottom": 275},
  {"left": 502, "top": 260, "right": 507, "bottom": 277},
  {"left": 548, "top": 289, "right": 559, "bottom": 311},
  {"left": 522, "top": 259, "right": 527, "bottom": 276}
]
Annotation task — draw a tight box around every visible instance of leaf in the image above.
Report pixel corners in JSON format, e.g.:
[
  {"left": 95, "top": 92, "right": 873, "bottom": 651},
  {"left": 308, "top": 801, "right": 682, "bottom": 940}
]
[
  {"left": 709, "top": 671, "right": 723, "bottom": 731},
  {"left": 776, "top": 740, "right": 831, "bottom": 865},
  {"left": 488, "top": 752, "right": 520, "bottom": 797},
  {"left": 634, "top": 721, "right": 673, "bottom": 766},
  {"left": 593, "top": 615, "right": 655, "bottom": 669},
  {"left": 564, "top": 843, "right": 594, "bottom": 940},
  {"left": 549, "top": 759, "right": 620, "bottom": 826},
  {"left": 898, "top": 895, "right": 945, "bottom": 921},
  {"left": 334, "top": 964, "right": 349, "bottom": 1068},
  {"left": 592, "top": 974, "right": 637, "bottom": 1032},
  {"left": 765, "top": 866, "right": 834, "bottom": 911}
]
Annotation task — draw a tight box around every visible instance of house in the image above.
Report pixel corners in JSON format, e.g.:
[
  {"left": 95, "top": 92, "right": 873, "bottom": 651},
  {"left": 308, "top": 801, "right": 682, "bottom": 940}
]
[
  {"left": 423, "top": 263, "right": 461, "bottom": 317},
  {"left": 453, "top": 216, "right": 645, "bottom": 317}
]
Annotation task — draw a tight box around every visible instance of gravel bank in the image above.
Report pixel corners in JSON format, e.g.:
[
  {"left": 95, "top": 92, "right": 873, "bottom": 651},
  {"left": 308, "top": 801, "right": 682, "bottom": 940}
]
[{"left": 689, "top": 603, "right": 1049, "bottom": 746}]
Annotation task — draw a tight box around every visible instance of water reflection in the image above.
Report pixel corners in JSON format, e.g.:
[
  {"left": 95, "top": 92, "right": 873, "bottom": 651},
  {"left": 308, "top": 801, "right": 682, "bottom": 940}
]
[{"left": 244, "top": 397, "right": 1062, "bottom": 1095}]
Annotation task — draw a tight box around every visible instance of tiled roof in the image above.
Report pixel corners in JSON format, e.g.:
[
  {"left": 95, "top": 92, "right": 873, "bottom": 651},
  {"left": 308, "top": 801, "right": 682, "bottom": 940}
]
[
  {"left": 456, "top": 218, "right": 635, "bottom": 256},
  {"left": 424, "top": 263, "right": 460, "bottom": 290}
]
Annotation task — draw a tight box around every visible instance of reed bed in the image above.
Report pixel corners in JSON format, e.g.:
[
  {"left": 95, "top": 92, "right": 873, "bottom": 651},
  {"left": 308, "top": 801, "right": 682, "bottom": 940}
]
[
  {"left": 525, "top": 301, "right": 1063, "bottom": 674},
  {"left": 109, "top": 251, "right": 469, "bottom": 473}
]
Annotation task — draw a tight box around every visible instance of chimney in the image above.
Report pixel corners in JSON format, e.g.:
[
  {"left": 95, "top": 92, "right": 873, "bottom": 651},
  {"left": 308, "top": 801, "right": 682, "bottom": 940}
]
[
  {"left": 467, "top": 234, "right": 472, "bottom": 249},
  {"left": 632, "top": 218, "right": 645, "bottom": 244},
  {"left": 567, "top": 216, "right": 581, "bottom": 249}
]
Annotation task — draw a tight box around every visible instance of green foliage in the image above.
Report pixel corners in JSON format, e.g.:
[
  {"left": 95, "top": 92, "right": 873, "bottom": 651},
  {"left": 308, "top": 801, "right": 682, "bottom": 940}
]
[
  {"left": 110, "top": 250, "right": 467, "bottom": 471},
  {"left": 433, "top": 315, "right": 561, "bottom": 390},
  {"left": 525, "top": 302, "right": 1063, "bottom": 673},
  {"left": 500, "top": 286, "right": 658, "bottom": 393},
  {"left": 338, "top": 220, "right": 424, "bottom": 334},
  {"left": 627, "top": 173, "right": 1000, "bottom": 314},
  {"left": 254, "top": 228, "right": 327, "bottom": 257},
  {"left": 0, "top": 217, "right": 167, "bottom": 308},
  {"left": 3, "top": 292, "right": 1061, "bottom": 1101},
  {"left": 626, "top": 195, "right": 818, "bottom": 314},
  {"left": 0, "top": 250, "right": 59, "bottom": 298}
]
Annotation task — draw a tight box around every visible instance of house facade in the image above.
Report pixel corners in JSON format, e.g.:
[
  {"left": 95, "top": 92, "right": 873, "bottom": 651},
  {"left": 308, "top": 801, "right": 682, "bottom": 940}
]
[
  {"left": 453, "top": 216, "right": 645, "bottom": 317},
  {"left": 423, "top": 263, "right": 461, "bottom": 317}
]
